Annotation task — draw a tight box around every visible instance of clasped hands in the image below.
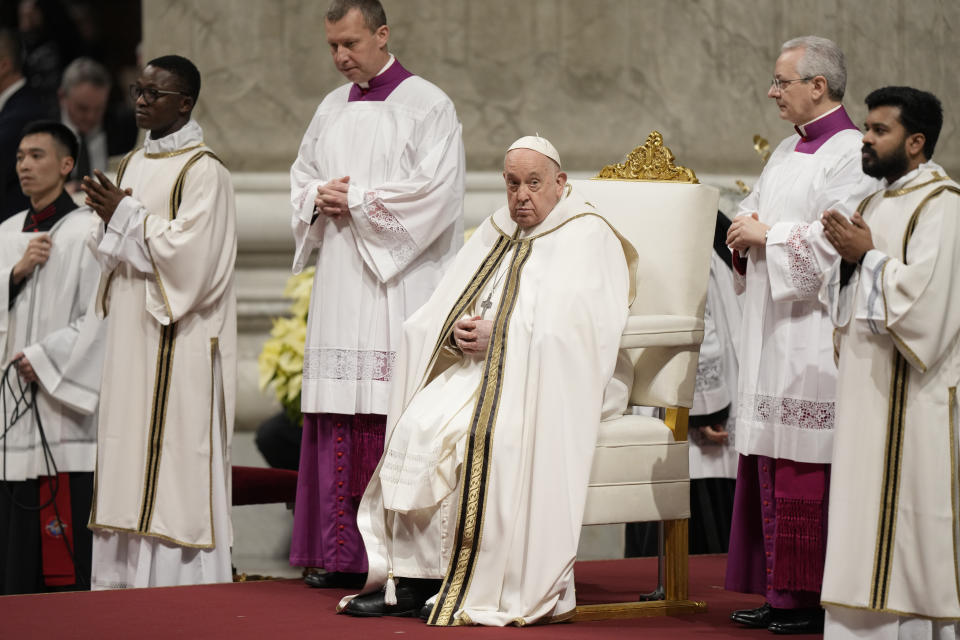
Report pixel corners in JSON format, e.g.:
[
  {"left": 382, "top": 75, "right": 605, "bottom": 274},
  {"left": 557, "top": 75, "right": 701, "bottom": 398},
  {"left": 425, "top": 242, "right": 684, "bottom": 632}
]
[
  {"left": 453, "top": 315, "right": 493, "bottom": 356},
  {"left": 821, "top": 209, "right": 874, "bottom": 263},
  {"left": 80, "top": 170, "right": 132, "bottom": 225},
  {"left": 726, "top": 213, "right": 770, "bottom": 252},
  {"left": 314, "top": 176, "right": 351, "bottom": 219}
]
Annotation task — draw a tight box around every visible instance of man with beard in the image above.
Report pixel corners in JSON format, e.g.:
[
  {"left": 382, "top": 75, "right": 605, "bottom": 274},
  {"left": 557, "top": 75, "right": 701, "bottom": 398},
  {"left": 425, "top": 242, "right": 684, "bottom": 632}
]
[{"left": 819, "top": 87, "right": 959, "bottom": 639}]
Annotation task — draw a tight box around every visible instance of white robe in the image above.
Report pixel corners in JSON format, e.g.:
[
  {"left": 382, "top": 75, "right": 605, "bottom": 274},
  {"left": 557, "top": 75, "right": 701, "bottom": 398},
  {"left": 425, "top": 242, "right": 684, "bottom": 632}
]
[
  {"left": 290, "top": 71, "right": 464, "bottom": 416},
  {"left": 343, "top": 189, "right": 637, "bottom": 626},
  {"left": 820, "top": 162, "right": 960, "bottom": 630},
  {"left": 89, "top": 121, "right": 236, "bottom": 588},
  {"left": 689, "top": 253, "right": 741, "bottom": 480},
  {"left": 0, "top": 208, "right": 103, "bottom": 481},
  {"left": 734, "top": 128, "right": 879, "bottom": 463}
]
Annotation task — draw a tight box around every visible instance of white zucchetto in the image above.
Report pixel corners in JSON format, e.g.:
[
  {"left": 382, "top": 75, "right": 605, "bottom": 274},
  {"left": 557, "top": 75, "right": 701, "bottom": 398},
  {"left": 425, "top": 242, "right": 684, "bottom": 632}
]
[{"left": 506, "top": 135, "right": 562, "bottom": 168}]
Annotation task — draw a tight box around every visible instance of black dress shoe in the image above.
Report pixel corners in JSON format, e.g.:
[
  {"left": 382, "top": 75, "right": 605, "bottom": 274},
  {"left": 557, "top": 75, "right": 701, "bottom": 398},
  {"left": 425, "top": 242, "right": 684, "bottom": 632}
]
[
  {"left": 767, "top": 607, "right": 824, "bottom": 635},
  {"left": 304, "top": 571, "right": 367, "bottom": 589},
  {"left": 341, "top": 578, "right": 441, "bottom": 618},
  {"left": 731, "top": 602, "right": 774, "bottom": 628},
  {"left": 419, "top": 603, "right": 432, "bottom": 622}
]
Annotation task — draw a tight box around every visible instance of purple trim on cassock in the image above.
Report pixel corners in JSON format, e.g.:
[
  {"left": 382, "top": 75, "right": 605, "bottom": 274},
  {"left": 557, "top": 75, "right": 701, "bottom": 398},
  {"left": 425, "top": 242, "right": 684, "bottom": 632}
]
[
  {"left": 793, "top": 106, "right": 859, "bottom": 154},
  {"left": 725, "top": 454, "right": 829, "bottom": 609},
  {"left": 289, "top": 412, "right": 386, "bottom": 571},
  {"left": 348, "top": 59, "right": 414, "bottom": 102}
]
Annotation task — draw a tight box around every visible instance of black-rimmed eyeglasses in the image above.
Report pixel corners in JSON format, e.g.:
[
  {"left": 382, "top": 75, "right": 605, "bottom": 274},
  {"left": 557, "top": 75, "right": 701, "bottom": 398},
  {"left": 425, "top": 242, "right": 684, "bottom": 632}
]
[{"left": 129, "top": 84, "right": 189, "bottom": 105}]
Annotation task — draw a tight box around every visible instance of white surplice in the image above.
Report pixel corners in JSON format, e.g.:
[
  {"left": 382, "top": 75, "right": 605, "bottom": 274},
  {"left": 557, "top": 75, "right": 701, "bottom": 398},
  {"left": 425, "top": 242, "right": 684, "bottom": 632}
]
[
  {"left": 342, "top": 188, "right": 637, "bottom": 626},
  {"left": 734, "top": 128, "right": 879, "bottom": 463},
  {"left": 89, "top": 121, "right": 236, "bottom": 588},
  {"left": 290, "top": 68, "right": 464, "bottom": 416},
  {"left": 820, "top": 162, "right": 960, "bottom": 631},
  {"left": 0, "top": 208, "right": 103, "bottom": 481},
  {"left": 690, "top": 253, "right": 742, "bottom": 480}
]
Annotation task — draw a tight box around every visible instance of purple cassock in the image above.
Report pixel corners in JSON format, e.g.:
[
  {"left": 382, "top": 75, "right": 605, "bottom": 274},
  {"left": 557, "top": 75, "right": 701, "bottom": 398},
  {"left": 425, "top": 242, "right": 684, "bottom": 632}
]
[
  {"left": 725, "top": 105, "right": 859, "bottom": 609},
  {"left": 289, "top": 59, "right": 414, "bottom": 573}
]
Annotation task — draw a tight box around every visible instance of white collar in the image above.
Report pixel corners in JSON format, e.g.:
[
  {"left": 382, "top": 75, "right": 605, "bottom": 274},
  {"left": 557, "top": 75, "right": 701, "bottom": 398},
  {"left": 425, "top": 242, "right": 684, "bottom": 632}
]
[
  {"left": 357, "top": 54, "right": 395, "bottom": 89},
  {"left": 144, "top": 120, "right": 204, "bottom": 155},
  {"left": 0, "top": 77, "right": 26, "bottom": 112},
  {"left": 796, "top": 104, "right": 842, "bottom": 137},
  {"left": 884, "top": 160, "right": 943, "bottom": 190}
]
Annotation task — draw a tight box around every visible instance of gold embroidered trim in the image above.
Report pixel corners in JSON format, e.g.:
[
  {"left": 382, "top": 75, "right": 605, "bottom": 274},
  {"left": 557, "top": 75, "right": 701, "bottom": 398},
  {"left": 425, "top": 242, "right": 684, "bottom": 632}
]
[
  {"left": 821, "top": 600, "right": 960, "bottom": 621},
  {"left": 144, "top": 142, "right": 205, "bottom": 159},
  {"left": 491, "top": 212, "right": 638, "bottom": 306},
  {"left": 429, "top": 239, "right": 534, "bottom": 626},
  {"left": 138, "top": 321, "right": 176, "bottom": 532},
  {"left": 870, "top": 350, "right": 908, "bottom": 608},
  {"left": 950, "top": 386, "right": 960, "bottom": 608},
  {"left": 87, "top": 521, "right": 216, "bottom": 550},
  {"left": 883, "top": 172, "right": 948, "bottom": 197}
]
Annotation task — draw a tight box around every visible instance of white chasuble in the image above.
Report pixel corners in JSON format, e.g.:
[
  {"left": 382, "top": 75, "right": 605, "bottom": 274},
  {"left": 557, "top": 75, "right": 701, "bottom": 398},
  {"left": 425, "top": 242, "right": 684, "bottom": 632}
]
[
  {"left": 0, "top": 209, "right": 103, "bottom": 480},
  {"left": 88, "top": 121, "right": 237, "bottom": 556},
  {"left": 734, "top": 128, "right": 879, "bottom": 463},
  {"left": 821, "top": 163, "right": 960, "bottom": 621},
  {"left": 290, "top": 75, "right": 464, "bottom": 416},
  {"left": 343, "top": 188, "right": 637, "bottom": 626}
]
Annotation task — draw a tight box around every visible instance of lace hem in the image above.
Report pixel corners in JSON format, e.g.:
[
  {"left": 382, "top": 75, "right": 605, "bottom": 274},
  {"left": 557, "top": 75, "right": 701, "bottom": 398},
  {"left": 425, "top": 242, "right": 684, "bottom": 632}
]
[
  {"left": 738, "top": 393, "right": 834, "bottom": 431},
  {"left": 364, "top": 192, "right": 417, "bottom": 271},
  {"left": 786, "top": 224, "right": 821, "bottom": 296},
  {"left": 303, "top": 348, "right": 397, "bottom": 382}
]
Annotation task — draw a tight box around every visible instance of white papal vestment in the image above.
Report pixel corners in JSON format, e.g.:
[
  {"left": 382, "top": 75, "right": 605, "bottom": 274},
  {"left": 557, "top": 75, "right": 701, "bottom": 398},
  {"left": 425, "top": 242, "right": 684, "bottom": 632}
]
[
  {"left": 88, "top": 121, "right": 237, "bottom": 589},
  {"left": 821, "top": 163, "right": 960, "bottom": 638},
  {"left": 342, "top": 188, "right": 637, "bottom": 626}
]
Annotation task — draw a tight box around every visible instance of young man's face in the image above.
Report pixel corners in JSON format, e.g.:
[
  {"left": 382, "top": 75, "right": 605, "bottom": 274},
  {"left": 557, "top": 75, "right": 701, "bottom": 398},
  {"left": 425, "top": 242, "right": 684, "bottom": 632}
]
[
  {"left": 325, "top": 8, "right": 389, "bottom": 85},
  {"left": 132, "top": 65, "right": 192, "bottom": 134},
  {"left": 16, "top": 133, "right": 72, "bottom": 201},
  {"left": 862, "top": 105, "right": 911, "bottom": 180}
]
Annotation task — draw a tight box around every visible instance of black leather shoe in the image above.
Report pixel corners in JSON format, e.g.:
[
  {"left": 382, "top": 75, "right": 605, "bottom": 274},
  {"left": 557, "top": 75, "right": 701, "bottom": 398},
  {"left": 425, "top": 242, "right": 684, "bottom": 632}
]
[
  {"left": 341, "top": 578, "right": 441, "bottom": 618},
  {"left": 419, "top": 603, "right": 432, "bottom": 622},
  {"left": 304, "top": 571, "right": 367, "bottom": 589},
  {"left": 767, "top": 608, "right": 824, "bottom": 635},
  {"left": 731, "top": 602, "right": 773, "bottom": 628}
]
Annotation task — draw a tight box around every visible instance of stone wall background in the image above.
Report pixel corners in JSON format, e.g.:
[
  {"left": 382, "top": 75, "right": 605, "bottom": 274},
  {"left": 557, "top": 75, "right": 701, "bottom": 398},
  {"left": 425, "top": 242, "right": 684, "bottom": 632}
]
[{"left": 144, "top": 0, "right": 959, "bottom": 176}]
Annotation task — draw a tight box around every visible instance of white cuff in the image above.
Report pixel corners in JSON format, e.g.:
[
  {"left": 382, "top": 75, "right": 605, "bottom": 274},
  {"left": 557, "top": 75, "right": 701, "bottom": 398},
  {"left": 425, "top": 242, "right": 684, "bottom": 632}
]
[{"left": 855, "top": 249, "right": 890, "bottom": 334}]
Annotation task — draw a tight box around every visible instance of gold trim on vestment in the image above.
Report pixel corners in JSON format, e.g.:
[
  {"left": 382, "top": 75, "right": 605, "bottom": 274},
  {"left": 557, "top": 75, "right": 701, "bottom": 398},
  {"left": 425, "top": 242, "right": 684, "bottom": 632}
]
[
  {"left": 208, "top": 337, "right": 218, "bottom": 548},
  {"left": 870, "top": 351, "right": 908, "bottom": 609},
  {"left": 950, "top": 386, "right": 960, "bottom": 608},
  {"left": 138, "top": 322, "right": 176, "bottom": 532},
  {"left": 821, "top": 600, "right": 960, "bottom": 622},
  {"left": 884, "top": 172, "right": 948, "bottom": 197},
  {"left": 144, "top": 142, "right": 205, "bottom": 159},
  {"left": 491, "top": 212, "right": 638, "bottom": 306},
  {"left": 86, "top": 521, "right": 216, "bottom": 550},
  {"left": 428, "top": 239, "right": 534, "bottom": 626}
]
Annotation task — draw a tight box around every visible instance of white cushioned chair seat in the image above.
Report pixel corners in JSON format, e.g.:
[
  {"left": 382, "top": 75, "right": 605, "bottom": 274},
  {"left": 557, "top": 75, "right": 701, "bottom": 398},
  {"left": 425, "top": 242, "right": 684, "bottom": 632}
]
[{"left": 584, "top": 414, "right": 690, "bottom": 525}]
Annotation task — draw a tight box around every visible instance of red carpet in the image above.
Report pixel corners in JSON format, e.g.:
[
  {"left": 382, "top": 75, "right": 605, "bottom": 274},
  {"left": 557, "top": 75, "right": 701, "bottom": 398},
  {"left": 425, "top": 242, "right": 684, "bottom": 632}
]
[{"left": 0, "top": 555, "right": 823, "bottom": 639}]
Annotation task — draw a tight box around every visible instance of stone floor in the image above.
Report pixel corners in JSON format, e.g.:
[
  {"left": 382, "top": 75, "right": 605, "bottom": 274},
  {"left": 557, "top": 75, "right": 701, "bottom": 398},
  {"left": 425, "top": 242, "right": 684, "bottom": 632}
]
[{"left": 229, "top": 431, "right": 626, "bottom": 579}]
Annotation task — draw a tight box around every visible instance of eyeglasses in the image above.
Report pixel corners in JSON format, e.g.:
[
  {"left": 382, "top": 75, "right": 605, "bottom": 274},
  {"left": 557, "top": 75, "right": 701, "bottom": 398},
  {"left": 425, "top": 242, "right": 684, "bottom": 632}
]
[
  {"left": 129, "top": 84, "right": 189, "bottom": 105},
  {"left": 770, "top": 76, "right": 812, "bottom": 92}
]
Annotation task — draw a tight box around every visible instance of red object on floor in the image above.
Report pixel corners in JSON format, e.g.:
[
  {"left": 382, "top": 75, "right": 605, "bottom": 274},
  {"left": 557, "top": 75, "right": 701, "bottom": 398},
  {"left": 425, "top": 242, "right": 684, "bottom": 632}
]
[
  {"left": 38, "top": 473, "right": 76, "bottom": 587},
  {"left": 231, "top": 466, "right": 298, "bottom": 506},
  {"left": 0, "top": 555, "right": 820, "bottom": 639}
]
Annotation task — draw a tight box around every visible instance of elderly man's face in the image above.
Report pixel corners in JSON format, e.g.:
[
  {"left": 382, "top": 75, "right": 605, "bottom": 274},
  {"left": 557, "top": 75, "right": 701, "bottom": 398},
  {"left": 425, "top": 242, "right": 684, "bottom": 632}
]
[
  {"left": 767, "top": 47, "right": 817, "bottom": 125},
  {"left": 61, "top": 81, "right": 109, "bottom": 135},
  {"left": 325, "top": 8, "right": 389, "bottom": 85},
  {"left": 503, "top": 149, "right": 567, "bottom": 229}
]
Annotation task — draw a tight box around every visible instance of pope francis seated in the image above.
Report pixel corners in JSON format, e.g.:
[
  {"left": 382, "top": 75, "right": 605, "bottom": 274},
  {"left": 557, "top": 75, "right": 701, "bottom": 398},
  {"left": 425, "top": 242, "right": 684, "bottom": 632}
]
[{"left": 338, "top": 136, "right": 637, "bottom": 626}]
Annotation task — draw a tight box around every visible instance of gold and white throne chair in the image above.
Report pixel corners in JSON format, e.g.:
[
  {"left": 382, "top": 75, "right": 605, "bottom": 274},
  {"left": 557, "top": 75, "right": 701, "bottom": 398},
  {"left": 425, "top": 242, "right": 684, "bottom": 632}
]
[{"left": 570, "top": 132, "right": 718, "bottom": 619}]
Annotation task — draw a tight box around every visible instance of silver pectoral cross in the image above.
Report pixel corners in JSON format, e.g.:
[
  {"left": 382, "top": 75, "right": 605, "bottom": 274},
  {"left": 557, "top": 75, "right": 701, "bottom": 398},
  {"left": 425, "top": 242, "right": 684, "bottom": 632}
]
[{"left": 479, "top": 292, "right": 493, "bottom": 319}]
